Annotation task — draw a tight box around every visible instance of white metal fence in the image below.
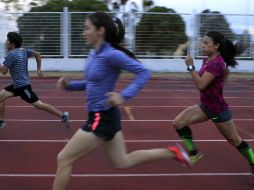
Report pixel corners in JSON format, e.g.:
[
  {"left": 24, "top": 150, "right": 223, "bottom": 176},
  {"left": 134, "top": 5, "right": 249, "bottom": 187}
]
[{"left": 0, "top": 10, "right": 253, "bottom": 59}]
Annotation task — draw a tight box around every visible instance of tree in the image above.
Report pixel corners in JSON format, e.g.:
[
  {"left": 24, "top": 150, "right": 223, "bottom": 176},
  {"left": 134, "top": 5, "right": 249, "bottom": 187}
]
[
  {"left": 135, "top": 6, "right": 187, "bottom": 57},
  {"left": 17, "top": 0, "right": 108, "bottom": 56},
  {"left": 235, "top": 30, "right": 251, "bottom": 58},
  {"left": 198, "top": 9, "right": 234, "bottom": 40},
  {"left": 143, "top": 0, "right": 154, "bottom": 11}
]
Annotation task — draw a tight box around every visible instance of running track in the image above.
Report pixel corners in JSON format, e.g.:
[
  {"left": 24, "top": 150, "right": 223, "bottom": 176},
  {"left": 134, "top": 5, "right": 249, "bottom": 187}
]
[{"left": 0, "top": 77, "right": 253, "bottom": 190}]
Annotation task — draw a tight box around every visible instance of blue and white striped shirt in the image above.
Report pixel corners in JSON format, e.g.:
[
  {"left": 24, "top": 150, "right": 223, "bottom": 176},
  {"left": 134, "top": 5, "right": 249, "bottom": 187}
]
[
  {"left": 3, "top": 48, "right": 33, "bottom": 88},
  {"left": 67, "top": 43, "right": 151, "bottom": 112}
]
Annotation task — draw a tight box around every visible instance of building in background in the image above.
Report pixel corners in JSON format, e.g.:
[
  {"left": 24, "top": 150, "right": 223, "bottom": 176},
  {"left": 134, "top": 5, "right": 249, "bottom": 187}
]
[{"left": 99, "top": 0, "right": 144, "bottom": 12}]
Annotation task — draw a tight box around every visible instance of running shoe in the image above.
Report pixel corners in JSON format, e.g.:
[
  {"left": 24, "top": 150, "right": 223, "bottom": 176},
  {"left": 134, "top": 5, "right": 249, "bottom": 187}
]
[
  {"left": 168, "top": 143, "right": 192, "bottom": 168},
  {"left": 0, "top": 121, "right": 6, "bottom": 128},
  {"left": 61, "top": 112, "right": 70, "bottom": 129},
  {"left": 190, "top": 151, "right": 204, "bottom": 165}
]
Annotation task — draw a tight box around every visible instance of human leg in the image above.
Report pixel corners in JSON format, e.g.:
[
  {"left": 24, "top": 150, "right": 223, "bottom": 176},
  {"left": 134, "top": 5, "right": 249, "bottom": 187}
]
[
  {"left": 173, "top": 105, "right": 208, "bottom": 159},
  {"left": 215, "top": 121, "right": 254, "bottom": 168},
  {"left": 32, "top": 100, "right": 70, "bottom": 128},
  {"left": 53, "top": 129, "right": 103, "bottom": 190},
  {"left": 0, "top": 88, "right": 15, "bottom": 127},
  {"left": 32, "top": 100, "right": 62, "bottom": 117},
  {"left": 16, "top": 85, "right": 68, "bottom": 122},
  {"left": 104, "top": 131, "right": 190, "bottom": 169}
]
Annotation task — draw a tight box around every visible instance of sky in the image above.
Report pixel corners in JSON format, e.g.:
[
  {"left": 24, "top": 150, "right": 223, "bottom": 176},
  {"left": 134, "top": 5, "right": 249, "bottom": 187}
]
[
  {"left": 153, "top": 0, "right": 253, "bottom": 14},
  {"left": 161, "top": 0, "right": 253, "bottom": 36}
]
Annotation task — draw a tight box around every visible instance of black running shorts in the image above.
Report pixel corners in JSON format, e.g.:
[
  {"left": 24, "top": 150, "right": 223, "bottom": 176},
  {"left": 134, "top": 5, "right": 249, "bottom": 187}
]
[
  {"left": 81, "top": 107, "right": 121, "bottom": 141},
  {"left": 5, "top": 84, "right": 39, "bottom": 104},
  {"left": 199, "top": 104, "right": 232, "bottom": 123}
]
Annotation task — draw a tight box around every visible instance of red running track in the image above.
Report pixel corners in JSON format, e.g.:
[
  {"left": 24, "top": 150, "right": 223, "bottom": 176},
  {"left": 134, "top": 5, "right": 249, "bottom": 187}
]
[{"left": 0, "top": 77, "right": 253, "bottom": 190}]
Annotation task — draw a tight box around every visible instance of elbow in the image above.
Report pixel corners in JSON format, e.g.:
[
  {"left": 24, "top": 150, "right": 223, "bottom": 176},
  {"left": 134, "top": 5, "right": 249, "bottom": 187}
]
[
  {"left": 34, "top": 51, "right": 41, "bottom": 58},
  {"left": 197, "top": 84, "right": 207, "bottom": 90},
  {"left": 142, "top": 68, "right": 152, "bottom": 80},
  {"left": 137, "top": 69, "right": 151, "bottom": 82},
  {"left": 146, "top": 70, "right": 152, "bottom": 80},
  {"left": 0, "top": 69, "right": 8, "bottom": 75}
]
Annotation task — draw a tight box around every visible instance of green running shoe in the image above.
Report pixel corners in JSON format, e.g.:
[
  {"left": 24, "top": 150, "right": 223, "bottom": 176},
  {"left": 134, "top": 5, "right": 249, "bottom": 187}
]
[{"left": 190, "top": 152, "right": 204, "bottom": 164}]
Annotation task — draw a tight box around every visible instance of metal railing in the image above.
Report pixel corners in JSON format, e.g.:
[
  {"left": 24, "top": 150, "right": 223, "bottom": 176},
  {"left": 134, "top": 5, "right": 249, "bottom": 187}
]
[{"left": 0, "top": 10, "right": 253, "bottom": 59}]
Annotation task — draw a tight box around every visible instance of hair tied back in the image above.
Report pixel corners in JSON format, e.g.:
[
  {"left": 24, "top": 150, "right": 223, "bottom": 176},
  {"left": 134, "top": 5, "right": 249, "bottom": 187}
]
[
  {"left": 233, "top": 41, "right": 247, "bottom": 55},
  {"left": 112, "top": 17, "right": 119, "bottom": 35}
]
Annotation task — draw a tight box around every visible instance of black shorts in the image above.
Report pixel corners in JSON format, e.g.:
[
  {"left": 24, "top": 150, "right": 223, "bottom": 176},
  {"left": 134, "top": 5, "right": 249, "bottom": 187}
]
[
  {"left": 82, "top": 107, "right": 121, "bottom": 141},
  {"left": 199, "top": 104, "right": 232, "bottom": 123},
  {"left": 5, "top": 84, "right": 39, "bottom": 104}
]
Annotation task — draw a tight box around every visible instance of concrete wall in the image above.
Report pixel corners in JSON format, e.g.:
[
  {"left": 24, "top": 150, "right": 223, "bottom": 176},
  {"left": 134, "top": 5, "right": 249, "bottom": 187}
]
[{"left": 27, "top": 58, "right": 254, "bottom": 73}]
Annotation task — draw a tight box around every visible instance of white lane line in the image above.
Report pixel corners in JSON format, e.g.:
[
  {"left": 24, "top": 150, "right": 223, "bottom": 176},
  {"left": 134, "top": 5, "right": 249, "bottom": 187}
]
[
  {"left": 5, "top": 105, "right": 254, "bottom": 108},
  {"left": 123, "top": 106, "right": 135, "bottom": 120},
  {"left": 31, "top": 89, "right": 254, "bottom": 92},
  {"left": 36, "top": 96, "right": 254, "bottom": 99},
  {"left": 0, "top": 173, "right": 251, "bottom": 177},
  {"left": 0, "top": 139, "right": 253, "bottom": 143},
  {"left": 8, "top": 96, "right": 254, "bottom": 99},
  {"left": 4, "top": 119, "right": 254, "bottom": 122}
]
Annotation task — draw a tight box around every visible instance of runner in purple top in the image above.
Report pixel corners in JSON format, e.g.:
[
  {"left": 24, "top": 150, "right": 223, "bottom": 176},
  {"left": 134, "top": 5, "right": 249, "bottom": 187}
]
[
  {"left": 172, "top": 31, "right": 254, "bottom": 180},
  {"left": 52, "top": 12, "right": 191, "bottom": 190}
]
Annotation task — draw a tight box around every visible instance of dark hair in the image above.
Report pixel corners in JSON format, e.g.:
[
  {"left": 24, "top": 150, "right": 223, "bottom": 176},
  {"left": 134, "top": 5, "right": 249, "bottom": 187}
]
[
  {"left": 87, "top": 12, "right": 136, "bottom": 59},
  {"left": 7, "top": 32, "right": 23, "bottom": 48},
  {"left": 205, "top": 31, "right": 245, "bottom": 68}
]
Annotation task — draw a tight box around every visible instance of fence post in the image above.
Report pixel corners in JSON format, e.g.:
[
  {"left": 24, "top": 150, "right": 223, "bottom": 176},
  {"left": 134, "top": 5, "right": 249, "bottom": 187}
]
[
  {"left": 125, "top": 12, "right": 135, "bottom": 52},
  {"left": 62, "top": 7, "right": 69, "bottom": 58},
  {"left": 189, "top": 10, "right": 198, "bottom": 58}
]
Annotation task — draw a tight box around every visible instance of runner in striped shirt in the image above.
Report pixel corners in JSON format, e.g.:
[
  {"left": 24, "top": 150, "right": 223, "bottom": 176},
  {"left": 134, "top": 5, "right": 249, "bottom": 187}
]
[{"left": 0, "top": 32, "right": 70, "bottom": 129}]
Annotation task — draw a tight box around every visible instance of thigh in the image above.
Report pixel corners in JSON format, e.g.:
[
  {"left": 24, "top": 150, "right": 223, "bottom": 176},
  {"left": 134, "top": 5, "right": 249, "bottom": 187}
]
[
  {"left": 215, "top": 121, "right": 242, "bottom": 146},
  {"left": 173, "top": 105, "right": 209, "bottom": 128},
  {"left": 104, "top": 131, "right": 128, "bottom": 165},
  {"left": 0, "top": 89, "right": 14, "bottom": 101},
  {"left": 17, "top": 85, "right": 39, "bottom": 103},
  {"left": 59, "top": 129, "right": 104, "bottom": 163}
]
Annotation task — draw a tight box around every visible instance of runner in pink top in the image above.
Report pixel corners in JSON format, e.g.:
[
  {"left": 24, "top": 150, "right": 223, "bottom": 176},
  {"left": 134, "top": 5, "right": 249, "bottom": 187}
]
[
  {"left": 199, "top": 55, "right": 229, "bottom": 113},
  {"left": 172, "top": 31, "right": 254, "bottom": 181}
]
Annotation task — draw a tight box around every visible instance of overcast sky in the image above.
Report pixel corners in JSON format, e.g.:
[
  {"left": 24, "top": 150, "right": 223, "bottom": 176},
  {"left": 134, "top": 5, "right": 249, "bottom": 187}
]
[
  {"left": 153, "top": 0, "right": 253, "bottom": 14},
  {"left": 130, "top": 0, "right": 254, "bottom": 35}
]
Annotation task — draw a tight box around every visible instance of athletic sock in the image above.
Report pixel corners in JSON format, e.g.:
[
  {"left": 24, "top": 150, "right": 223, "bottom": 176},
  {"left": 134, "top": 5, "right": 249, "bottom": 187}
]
[
  {"left": 237, "top": 140, "right": 254, "bottom": 167},
  {"left": 176, "top": 126, "right": 197, "bottom": 156}
]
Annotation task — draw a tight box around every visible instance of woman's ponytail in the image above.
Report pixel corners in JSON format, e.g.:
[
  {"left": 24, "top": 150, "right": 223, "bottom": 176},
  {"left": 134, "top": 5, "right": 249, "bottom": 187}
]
[
  {"left": 88, "top": 12, "right": 137, "bottom": 60},
  {"left": 206, "top": 31, "right": 246, "bottom": 68},
  {"left": 110, "top": 17, "right": 137, "bottom": 59}
]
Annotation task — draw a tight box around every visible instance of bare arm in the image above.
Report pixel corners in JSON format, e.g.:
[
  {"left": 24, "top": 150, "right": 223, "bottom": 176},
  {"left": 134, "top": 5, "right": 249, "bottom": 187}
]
[
  {"left": 185, "top": 55, "right": 215, "bottom": 90},
  {"left": 32, "top": 51, "right": 43, "bottom": 77},
  {"left": 0, "top": 64, "right": 9, "bottom": 75}
]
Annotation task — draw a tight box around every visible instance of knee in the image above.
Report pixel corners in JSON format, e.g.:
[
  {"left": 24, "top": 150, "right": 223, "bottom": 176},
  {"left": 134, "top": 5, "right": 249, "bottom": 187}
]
[
  {"left": 0, "top": 96, "right": 4, "bottom": 102},
  {"left": 226, "top": 137, "right": 242, "bottom": 147},
  {"left": 113, "top": 162, "right": 128, "bottom": 169},
  {"left": 172, "top": 119, "right": 181, "bottom": 129},
  {"left": 33, "top": 101, "right": 43, "bottom": 109},
  {"left": 56, "top": 152, "right": 71, "bottom": 167},
  {"left": 0, "top": 94, "right": 7, "bottom": 103},
  {"left": 111, "top": 158, "right": 129, "bottom": 169}
]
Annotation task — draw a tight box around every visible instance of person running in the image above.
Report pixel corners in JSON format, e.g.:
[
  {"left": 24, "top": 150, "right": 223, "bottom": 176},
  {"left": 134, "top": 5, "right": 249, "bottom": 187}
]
[
  {"left": 0, "top": 32, "right": 70, "bottom": 128},
  {"left": 173, "top": 31, "right": 254, "bottom": 178},
  {"left": 52, "top": 12, "right": 191, "bottom": 190}
]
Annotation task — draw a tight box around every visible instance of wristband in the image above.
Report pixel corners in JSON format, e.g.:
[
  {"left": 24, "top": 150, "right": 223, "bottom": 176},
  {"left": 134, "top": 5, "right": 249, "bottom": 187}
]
[{"left": 187, "top": 65, "right": 195, "bottom": 71}]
